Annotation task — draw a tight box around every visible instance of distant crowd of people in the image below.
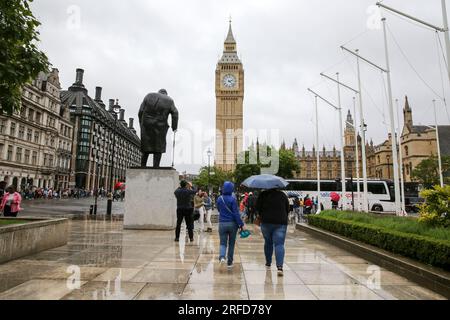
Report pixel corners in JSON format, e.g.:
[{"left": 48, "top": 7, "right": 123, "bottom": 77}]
[
  {"left": 0, "top": 180, "right": 126, "bottom": 217},
  {"left": 0, "top": 183, "right": 125, "bottom": 202}
]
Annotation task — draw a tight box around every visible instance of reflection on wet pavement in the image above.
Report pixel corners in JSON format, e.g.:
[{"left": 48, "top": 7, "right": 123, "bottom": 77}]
[{"left": 0, "top": 219, "right": 445, "bottom": 300}]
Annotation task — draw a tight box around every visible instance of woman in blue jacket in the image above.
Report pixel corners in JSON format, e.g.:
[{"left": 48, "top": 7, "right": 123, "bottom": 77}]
[{"left": 216, "top": 181, "right": 246, "bottom": 268}]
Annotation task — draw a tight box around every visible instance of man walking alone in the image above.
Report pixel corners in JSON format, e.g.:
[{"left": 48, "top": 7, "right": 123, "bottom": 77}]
[{"left": 174, "top": 180, "right": 196, "bottom": 243}]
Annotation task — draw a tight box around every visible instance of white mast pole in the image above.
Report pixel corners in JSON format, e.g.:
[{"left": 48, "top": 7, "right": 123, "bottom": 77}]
[
  {"left": 376, "top": 1, "right": 450, "bottom": 83},
  {"left": 315, "top": 95, "right": 321, "bottom": 214},
  {"left": 355, "top": 49, "right": 369, "bottom": 212},
  {"left": 336, "top": 73, "right": 346, "bottom": 210},
  {"left": 433, "top": 99, "right": 444, "bottom": 187},
  {"left": 395, "top": 99, "right": 406, "bottom": 215},
  {"left": 353, "top": 97, "right": 361, "bottom": 211},
  {"left": 440, "top": 0, "right": 450, "bottom": 83},
  {"left": 382, "top": 18, "right": 401, "bottom": 216}
]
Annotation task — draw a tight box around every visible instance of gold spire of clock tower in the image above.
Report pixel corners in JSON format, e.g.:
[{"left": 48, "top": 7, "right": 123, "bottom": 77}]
[{"left": 215, "top": 21, "right": 244, "bottom": 171}]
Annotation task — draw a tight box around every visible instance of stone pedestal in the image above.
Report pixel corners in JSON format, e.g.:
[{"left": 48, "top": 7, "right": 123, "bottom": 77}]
[{"left": 124, "top": 168, "right": 178, "bottom": 230}]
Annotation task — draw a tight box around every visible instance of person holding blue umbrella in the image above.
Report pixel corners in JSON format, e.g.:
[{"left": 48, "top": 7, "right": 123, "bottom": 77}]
[{"left": 243, "top": 174, "right": 290, "bottom": 276}]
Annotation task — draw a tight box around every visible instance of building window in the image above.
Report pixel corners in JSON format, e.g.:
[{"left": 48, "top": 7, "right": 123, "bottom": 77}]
[
  {"left": 405, "top": 146, "right": 409, "bottom": 156},
  {"left": 16, "top": 147, "right": 22, "bottom": 162},
  {"left": 28, "top": 109, "right": 34, "bottom": 122},
  {"left": 409, "top": 162, "right": 413, "bottom": 174},
  {"left": 24, "top": 149, "right": 30, "bottom": 164},
  {"left": 32, "top": 151, "right": 37, "bottom": 165},
  {"left": 0, "top": 119, "right": 5, "bottom": 134},
  {"left": 27, "top": 129, "right": 32, "bottom": 141},
  {"left": 7, "top": 146, "right": 13, "bottom": 161},
  {"left": 18, "top": 125, "right": 25, "bottom": 139},
  {"left": 34, "top": 132, "right": 40, "bottom": 143},
  {"left": 36, "top": 112, "right": 41, "bottom": 124},
  {"left": 10, "top": 122, "right": 16, "bottom": 136},
  {"left": 0, "top": 144, "right": 3, "bottom": 160}
]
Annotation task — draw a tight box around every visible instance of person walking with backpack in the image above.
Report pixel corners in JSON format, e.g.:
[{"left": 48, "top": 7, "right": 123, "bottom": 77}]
[
  {"left": 256, "top": 188, "right": 290, "bottom": 276},
  {"left": 216, "top": 181, "right": 246, "bottom": 269}
]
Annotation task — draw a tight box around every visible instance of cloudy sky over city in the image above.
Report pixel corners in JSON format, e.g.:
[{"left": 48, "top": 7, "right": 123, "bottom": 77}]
[{"left": 31, "top": 0, "right": 449, "bottom": 172}]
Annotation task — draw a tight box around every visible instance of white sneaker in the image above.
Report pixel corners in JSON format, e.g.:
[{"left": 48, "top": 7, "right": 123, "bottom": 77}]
[
  {"left": 219, "top": 258, "right": 226, "bottom": 265},
  {"left": 277, "top": 267, "right": 284, "bottom": 276},
  {"left": 227, "top": 263, "right": 234, "bottom": 269}
]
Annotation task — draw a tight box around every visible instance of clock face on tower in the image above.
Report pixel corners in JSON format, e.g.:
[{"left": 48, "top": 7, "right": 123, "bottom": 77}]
[{"left": 222, "top": 74, "right": 237, "bottom": 88}]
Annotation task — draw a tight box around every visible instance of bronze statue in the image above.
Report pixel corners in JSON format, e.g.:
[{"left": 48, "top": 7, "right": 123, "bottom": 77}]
[{"left": 138, "top": 89, "right": 178, "bottom": 168}]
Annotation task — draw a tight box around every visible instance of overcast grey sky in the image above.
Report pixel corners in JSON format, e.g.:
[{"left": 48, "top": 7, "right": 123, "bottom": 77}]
[{"left": 31, "top": 0, "right": 449, "bottom": 173}]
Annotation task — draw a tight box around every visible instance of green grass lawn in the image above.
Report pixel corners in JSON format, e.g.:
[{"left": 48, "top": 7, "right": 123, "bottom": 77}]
[
  {"left": 0, "top": 219, "right": 29, "bottom": 226},
  {"left": 318, "top": 210, "right": 450, "bottom": 242}
]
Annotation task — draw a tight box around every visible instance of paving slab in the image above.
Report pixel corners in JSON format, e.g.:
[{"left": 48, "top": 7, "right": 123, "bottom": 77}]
[{"left": 0, "top": 219, "right": 445, "bottom": 300}]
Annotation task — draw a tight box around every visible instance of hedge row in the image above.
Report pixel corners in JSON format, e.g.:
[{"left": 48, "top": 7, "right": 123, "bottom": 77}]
[{"left": 307, "top": 215, "right": 450, "bottom": 270}]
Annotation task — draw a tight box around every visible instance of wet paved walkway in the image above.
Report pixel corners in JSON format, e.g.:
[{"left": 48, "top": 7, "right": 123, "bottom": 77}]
[
  {"left": 0, "top": 220, "right": 445, "bottom": 300},
  {"left": 20, "top": 197, "right": 124, "bottom": 217}
]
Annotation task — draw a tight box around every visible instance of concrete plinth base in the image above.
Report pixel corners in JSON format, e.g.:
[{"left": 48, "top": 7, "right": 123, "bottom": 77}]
[{"left": 124, "top": 168, "right": 178, "bottom": 230}]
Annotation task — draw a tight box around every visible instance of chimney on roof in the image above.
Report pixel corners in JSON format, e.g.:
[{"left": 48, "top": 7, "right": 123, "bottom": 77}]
[
  {"left": 108, "top": 99, "right": 114, "bottom": 112},
  {"left": 75, "top": 68, "right": 84, "bottom": 85},
  {"left": 95, "top": 87, "right": 102, "bottom": 101},
  {"left": 129, "top": 118, "right": 134, "bottom": 129},
  {"left": 119, "top": 109, "right": 125, "bottom": 121}
]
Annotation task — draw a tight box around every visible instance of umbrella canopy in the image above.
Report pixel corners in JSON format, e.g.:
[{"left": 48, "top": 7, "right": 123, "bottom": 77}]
[
  {"left": 114, "top": 182, "right": 125, "bottom": 190},
  {"left": 330, "top": 192, "right": 340, "bottom": 202},
  {"left": 241, "top": 174, "right": 289, "bottom": 190}
]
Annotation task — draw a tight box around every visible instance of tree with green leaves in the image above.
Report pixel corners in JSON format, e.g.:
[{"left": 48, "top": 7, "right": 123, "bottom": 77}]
[
  {"left": 411, "top": 156, "right": 450, "bottom": 189},
  {"left": 418, "top": 185, "right": 450, "bottom": 227},
  {"left": 233, "top": 145, "right": 300, "bottom": 186},
  {"left": 192, "top": 166, "right": 234, "bottom": 192},
  {"left": 0, "top": 0, "right": 50, "bottom": 115},
  {"left": 277, "top": 148, "right": 300, "bottom": 179}
]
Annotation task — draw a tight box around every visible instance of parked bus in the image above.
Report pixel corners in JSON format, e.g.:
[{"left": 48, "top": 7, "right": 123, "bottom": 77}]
[
  {"left": 403, "top": 182, "right": 423, "bottom": 213},
  {"left": 283, "top": 179, "right": 397, "bottom": 212}
]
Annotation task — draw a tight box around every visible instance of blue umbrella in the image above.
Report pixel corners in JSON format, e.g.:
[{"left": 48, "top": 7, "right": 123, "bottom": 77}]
[{"left": 241, "top": 174, "right": 289, "bottom": 189}]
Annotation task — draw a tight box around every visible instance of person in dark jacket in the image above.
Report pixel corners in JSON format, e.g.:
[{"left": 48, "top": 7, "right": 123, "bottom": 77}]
[
  {"left": 0, "top": 181, "right": 6, "bottom": 198},
  {"left": 256, "top": 188, "right": 290, "bottom": 275},
  {"left": 216, "top": 181, "right": 246, "bottom": 268},
  {"left": 174, "top": 180, "right": 197, "bottom": 242},
  {"left": 246, "top": 192, "right": 257, "bottom": 223}
]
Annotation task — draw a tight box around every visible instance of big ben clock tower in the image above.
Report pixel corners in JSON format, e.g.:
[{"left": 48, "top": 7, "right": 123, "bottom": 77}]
[{"left": 215, "top": 20, "right": 244, "bottom": 171}]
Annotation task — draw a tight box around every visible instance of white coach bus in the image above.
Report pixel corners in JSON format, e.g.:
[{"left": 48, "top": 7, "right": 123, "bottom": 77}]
[{"left": 283, "top": 179, "right": 396, "bottom": 212}]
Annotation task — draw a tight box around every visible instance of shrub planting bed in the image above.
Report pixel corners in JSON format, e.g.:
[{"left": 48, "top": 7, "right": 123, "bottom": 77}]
[{"left": 307, "top": 210, "right": 450, "bottom": 270}]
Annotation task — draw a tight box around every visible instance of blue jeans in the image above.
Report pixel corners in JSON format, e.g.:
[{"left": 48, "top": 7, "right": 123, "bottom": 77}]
[
  {"left": 218, "top": 221, "right": 239, "bottom": 265},
  {"left": 261, "top": 223, "right": 287, "bottom": 267}
]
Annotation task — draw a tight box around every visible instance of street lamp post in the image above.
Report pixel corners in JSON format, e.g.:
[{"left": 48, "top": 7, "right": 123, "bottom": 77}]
[
  {"left": 207, "top": 148, "right": 212, "bottom": 194},
  {"left": 93, "top": 161, "right": 100, "bottom": 215},
  {"left": 107, "top": 101, "right": 120, "bottom": 216}
]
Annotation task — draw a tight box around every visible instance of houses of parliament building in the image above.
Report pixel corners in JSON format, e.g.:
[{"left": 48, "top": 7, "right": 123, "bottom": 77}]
[{"left": 289, "top": 96, "right": 450, "bottom": 182}]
